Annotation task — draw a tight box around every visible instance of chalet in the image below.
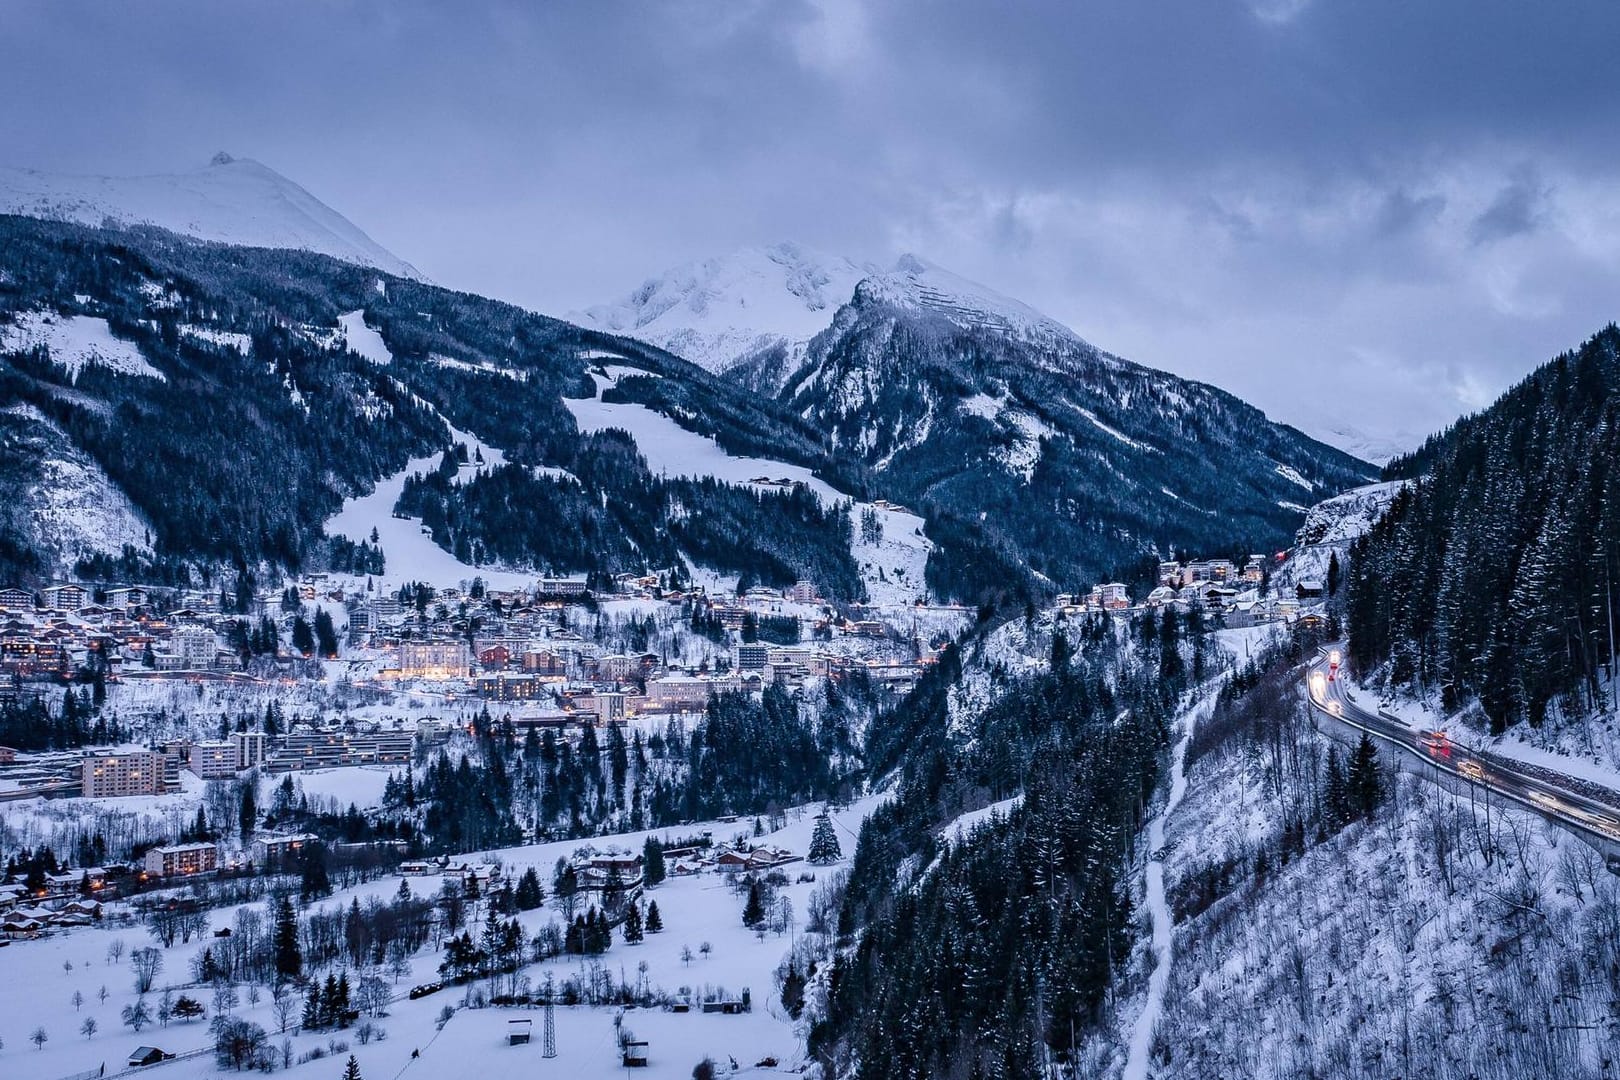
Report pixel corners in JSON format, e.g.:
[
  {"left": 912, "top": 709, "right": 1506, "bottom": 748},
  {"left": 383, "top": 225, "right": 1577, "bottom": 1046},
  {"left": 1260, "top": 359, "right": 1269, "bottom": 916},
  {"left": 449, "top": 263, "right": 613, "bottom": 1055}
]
[
  {"left": 128, "top": 1046, "right": 174, "bottom": 1067},
  {"left": 478, "top": 644, "right": 511, "bottom": 669}
]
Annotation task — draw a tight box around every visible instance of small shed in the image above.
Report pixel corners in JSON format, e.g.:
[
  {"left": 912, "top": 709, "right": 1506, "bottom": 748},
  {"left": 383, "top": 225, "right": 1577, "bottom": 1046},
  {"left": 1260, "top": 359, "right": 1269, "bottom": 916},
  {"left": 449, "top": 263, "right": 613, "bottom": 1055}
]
[
  {"left": 508, "top": 1018, "right": 532, "bottom": 1046},
  {"left": 129, "top": 1046, "right": 172, "bottom": 1067},
  {"left": 622, "top": 1039, "right": 649, "bottom": 1068}
]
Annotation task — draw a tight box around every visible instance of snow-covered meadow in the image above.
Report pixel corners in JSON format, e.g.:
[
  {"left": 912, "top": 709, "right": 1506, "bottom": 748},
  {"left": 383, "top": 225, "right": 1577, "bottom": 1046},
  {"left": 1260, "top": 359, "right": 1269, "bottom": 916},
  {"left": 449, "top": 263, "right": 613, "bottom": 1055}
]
[{"left": 0, "top": 795, "right": 879, "bottom": 1080}]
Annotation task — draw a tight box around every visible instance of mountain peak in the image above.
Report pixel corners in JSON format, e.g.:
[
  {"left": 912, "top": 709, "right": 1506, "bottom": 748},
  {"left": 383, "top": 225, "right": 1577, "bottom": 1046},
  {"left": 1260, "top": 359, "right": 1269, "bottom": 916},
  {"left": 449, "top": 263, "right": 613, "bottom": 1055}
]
[
  {"left": 578, "top": 243, "right": 1095, "bottom": 377},
  {"left": 0, "top": 156, "right": 424, "bottom": 280}
]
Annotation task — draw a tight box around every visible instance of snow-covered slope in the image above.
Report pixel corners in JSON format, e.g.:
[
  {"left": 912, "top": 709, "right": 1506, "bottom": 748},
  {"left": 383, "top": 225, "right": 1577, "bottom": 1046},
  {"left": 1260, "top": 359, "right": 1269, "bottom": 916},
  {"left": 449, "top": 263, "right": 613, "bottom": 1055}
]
[
  {"left": 575, "top": 244, "right": 1096, "bottom": 383},
  {"left": 0, "top": 153, "right": 423, "bottom": 279},
  {"left": 1274, "top": 479, "right": 1405, "bottom": 589},
  {"left": 0, "top": 404, "right": 154, "bottom": 571},
  {"left": 574, "top": 242, "right": 874, "bottom": 380},
  {"left": 1305, "top": 422, "right": 1419, "bottom": 467},
  {"left": 857, "top": 252, "right": 1093, "bottom": 353}
]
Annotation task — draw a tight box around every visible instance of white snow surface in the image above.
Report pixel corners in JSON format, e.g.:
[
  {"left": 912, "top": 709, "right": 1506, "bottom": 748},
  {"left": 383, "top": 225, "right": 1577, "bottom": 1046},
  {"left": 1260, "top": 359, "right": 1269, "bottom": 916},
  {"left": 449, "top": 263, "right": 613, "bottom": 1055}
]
[
  {"left": 4, "top": 403, "right": 154, "bottom": 568},
  {"left": 575, "top": 242, "right": 874, "bottom": 375},
  {"left": 0, "top": 795, "right": 884, "bottom": 1080},
  {"left": 577, "top": 243, "right": 1094, "bottom": 376},
  {"left": 0, "top": 310, "right": 165, "bottom": 381},
  {"left": 0, "top": 153, "right": 424, "bottom": 279},
  {"left": 1124, "top": 689, "right": 1214, "bottom": 1080},
  {"left": 565, "top": 367, "right": 936, "bottom": 604},
  {"left": 338, "top": 310, "right": 393, "bottom": 365}
]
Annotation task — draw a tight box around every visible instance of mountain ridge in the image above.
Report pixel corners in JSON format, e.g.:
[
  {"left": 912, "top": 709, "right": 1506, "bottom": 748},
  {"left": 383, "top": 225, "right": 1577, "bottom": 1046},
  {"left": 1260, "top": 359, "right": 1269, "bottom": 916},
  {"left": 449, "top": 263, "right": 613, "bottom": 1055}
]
[{"left": 0, "top": 153, "right": 424, "bottom": 281}]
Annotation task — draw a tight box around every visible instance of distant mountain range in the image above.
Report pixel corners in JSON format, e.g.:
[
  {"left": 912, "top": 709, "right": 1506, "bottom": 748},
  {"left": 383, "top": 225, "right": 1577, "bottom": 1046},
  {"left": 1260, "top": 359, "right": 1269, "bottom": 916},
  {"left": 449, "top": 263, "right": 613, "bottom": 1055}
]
[
  {"left": 0, "top": 153, "right": 423, "bottom": 280},
  {"left": 0, "top": 157, "right": 1380, "bottom": 600}
]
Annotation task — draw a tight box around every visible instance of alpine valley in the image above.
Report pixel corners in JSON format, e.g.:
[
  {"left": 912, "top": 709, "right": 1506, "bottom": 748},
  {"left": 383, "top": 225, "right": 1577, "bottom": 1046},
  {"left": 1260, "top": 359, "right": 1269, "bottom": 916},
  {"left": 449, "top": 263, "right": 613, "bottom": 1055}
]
[{"left": 4, "top": 153, "right": 1620, "bottom": 1080}]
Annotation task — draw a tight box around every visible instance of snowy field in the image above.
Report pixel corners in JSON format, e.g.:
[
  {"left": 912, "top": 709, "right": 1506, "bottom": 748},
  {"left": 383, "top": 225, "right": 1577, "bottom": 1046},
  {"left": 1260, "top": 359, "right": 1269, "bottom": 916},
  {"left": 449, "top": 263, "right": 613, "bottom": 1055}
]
[
  {"left": 0, "top": 797, "right": 880, "bottom": 1080},
  {"left": 0, "top": 310, "right": 166, "bottom": 381}
]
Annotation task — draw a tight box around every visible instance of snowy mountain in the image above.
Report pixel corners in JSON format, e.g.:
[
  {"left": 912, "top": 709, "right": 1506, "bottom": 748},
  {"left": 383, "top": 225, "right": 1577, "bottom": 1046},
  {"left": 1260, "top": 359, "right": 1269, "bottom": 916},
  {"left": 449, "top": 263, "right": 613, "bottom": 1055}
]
[
  {"left": 0, "top": 153, "right": 423, "bottom": 280},
  {"left": 1306, "top": 421, "right": 1417, "bottom": 467},
  {"left": 574, "top": 242, "right": 874, "bottom": 386},
  {"left": 576, "top": 244, "right": 1097, "bottom": 388}
]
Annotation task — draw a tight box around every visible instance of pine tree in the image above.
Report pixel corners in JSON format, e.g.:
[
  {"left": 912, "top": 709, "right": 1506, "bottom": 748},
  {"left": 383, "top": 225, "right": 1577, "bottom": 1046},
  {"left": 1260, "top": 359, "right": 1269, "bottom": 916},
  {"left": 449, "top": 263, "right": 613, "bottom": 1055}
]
[
  {"left": 514, "top": 867, "right": 544, "bottom": 910},
  {"left": 1323, "top": 745, "right": 1349, "bottom": 829},
  {"left": 642, "top": 837, "right": 666, "bottom": 886},
  {"left": 781, "top": 959, "right": 806, "bottom": 1019},
  {"left": 622, "top": 902, "right": 644, "bottom": 944},
  {"left": 291, "top": 615, "right": 314, "bottom": 657},
  {"left": 273, "top": 895, "right": 301, "bottom": 980},
  {"left": 808, "top": 812, "right": 842, "bottom": 864},
  {"left": 645, "top": 900, "right": 663, "bottom": 933},
  {"left": 343, "top": 1054, "right": 362, "bottom": 1080},
  {"left": 302, "top": 985, "right": 320, "bottom": 1030},
  {"left": 742, "top": 879, "right": 766, "bottom": 928},
  {"left": 1348, "top": 733, "right": 1383, "bottom": 818}
]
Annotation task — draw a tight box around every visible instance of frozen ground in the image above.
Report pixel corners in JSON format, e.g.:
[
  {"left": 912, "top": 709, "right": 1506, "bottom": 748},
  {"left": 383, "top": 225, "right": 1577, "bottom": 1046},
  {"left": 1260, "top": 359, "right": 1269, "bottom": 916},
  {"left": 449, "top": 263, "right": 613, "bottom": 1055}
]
[
  {"left": 0, "top": 310, "right": 166, "bottom": 381},
  {"left": 0, "top": 795, "right": 882, "bottom": 1080}
]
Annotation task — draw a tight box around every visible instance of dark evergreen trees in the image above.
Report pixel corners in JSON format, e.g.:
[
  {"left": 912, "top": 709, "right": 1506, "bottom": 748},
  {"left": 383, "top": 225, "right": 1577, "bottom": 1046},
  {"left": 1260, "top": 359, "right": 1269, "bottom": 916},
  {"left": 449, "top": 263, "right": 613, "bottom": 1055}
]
[
  {"left": 742, "top": 879, "right": 766, "bottom": 928},
  {"left": 645, "top": 900, "right": 663, "bottom": 934},
  {"left": 622, "top": 902, "right": 643, "bottom": 944},
  {"left": 1350, "top": 326, "right": 1620, "bottom": 730},
  {"left": 273, "top": 895, "right": 301, "bottom": 981},
  {"left": 642, "top": 837, "right": 666, "bottom": 887},
  {"left": 514, "top": 867, "right": 544, "bottom": 911},
  {"left": 807, "top": 812, "right": 842, "bottom": 864}
]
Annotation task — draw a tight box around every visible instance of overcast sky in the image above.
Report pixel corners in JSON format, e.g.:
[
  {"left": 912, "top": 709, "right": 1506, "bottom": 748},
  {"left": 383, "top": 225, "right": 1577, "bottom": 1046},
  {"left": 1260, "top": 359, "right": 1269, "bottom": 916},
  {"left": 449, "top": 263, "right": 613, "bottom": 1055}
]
[{"left": 5, "top": 1, "right": 1620, "bottom": 450}]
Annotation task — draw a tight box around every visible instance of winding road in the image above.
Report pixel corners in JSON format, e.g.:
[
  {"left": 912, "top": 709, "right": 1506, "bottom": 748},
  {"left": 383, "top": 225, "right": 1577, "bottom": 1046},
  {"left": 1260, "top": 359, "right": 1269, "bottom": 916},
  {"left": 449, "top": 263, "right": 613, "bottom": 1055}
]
[{"left": 1306, "top": 645, "right": 1620, "bottom": 861}]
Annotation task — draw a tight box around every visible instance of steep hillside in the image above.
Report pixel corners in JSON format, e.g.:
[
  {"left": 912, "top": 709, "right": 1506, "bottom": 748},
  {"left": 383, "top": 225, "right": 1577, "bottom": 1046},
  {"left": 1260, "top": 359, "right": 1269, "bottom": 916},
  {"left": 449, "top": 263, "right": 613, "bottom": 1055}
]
[
  {"left": 0, "top": 216, "right": 886, "bottom": 597},
  {"left": 783, "top": 263, "right": 1375, "bottom": 592},
  {"left": 0, "top": 153, "right": 423, "bottom": 279},
  {"left": 1349, "top": 325, "right": 1620, "bottom": 730},
  {"left": 1141, "top": 647, "right": 1620, "bottom": 1080}
]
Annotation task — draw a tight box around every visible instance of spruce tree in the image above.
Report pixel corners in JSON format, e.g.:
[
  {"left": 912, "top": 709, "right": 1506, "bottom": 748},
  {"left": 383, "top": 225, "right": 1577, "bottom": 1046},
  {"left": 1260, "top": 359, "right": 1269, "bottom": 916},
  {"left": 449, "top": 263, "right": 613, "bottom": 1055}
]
[
  {"left": 808, "top": 813, "right": 842, "bottom": 864},
  {"left": 344, "top": 1054, "right": 362, "bottom": 1080},
  {"left": 742, "top": 879, "right": 766, "bottom": 927},
  {"left": 645, "top": 900, "right": 663, "bottom": 933},
  {"left": 1348, "top": 733, "right": 1383, "bottom": 818},
  {"left": 622, "top": 902, "right": 644, "bottom": 944},
  {"left": 273, "top": 895, "right": 301, "bottom": 980},
  {"left": 642, "top": 837, "right": 666, "bottom": 886}
]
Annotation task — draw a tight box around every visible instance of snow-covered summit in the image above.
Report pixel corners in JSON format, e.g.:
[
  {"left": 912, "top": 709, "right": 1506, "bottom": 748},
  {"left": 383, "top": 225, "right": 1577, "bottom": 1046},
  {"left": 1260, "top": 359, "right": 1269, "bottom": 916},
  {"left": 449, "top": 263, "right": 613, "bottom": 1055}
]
[
  {"left": 574, "top": 241, "right": 876, "bottom": 376},
  {"left": 854, "top": 252, "right": 1092, "bottom": 352},
  {"left": 0, "top": 153, "right": 424, "bottom": 280},
  {"left": 578, "top": 243, "right": 1094, "bottom": 378}
]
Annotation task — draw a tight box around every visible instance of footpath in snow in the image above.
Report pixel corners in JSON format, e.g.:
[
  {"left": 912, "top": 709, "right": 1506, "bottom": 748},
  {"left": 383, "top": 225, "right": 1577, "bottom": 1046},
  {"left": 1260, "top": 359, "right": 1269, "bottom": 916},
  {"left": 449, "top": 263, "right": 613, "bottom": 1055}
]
[{"left": 1123, "top": 689, "right": 1215, "bottom": 1080}]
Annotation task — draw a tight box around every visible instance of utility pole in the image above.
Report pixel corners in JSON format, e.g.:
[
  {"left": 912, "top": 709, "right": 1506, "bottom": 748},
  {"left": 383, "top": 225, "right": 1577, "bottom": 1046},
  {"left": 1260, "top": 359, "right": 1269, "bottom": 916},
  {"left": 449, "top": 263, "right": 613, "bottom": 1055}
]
[{"left": 542, "top": 975, "right": 557, "bottom": 1058}]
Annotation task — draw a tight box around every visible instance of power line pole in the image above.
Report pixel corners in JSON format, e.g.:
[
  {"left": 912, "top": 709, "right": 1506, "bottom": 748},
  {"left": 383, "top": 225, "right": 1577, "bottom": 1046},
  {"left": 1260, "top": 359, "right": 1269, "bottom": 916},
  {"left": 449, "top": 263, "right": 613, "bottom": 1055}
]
[{"left": 542, "top": 974, "right": 557, "bottom": 1059}]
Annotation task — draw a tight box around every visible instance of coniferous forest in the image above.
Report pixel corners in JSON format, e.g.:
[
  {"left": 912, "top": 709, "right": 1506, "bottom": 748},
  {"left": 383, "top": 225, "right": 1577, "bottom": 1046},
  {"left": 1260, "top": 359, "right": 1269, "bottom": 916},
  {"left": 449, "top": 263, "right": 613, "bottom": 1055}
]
[
  {"left": 815, "top": 611, "right": 1192, "bottom": 1077},
  {"left": 1348, "top": 325, "right": 1620, "bottom": 730}
]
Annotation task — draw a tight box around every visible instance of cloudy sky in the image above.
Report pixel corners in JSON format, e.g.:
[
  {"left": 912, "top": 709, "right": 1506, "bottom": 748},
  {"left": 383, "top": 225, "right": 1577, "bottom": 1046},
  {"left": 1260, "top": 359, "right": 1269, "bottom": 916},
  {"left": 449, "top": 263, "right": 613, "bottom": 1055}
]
[{"left": 4, "top": 1, "right": 1619, "bottom": 451}]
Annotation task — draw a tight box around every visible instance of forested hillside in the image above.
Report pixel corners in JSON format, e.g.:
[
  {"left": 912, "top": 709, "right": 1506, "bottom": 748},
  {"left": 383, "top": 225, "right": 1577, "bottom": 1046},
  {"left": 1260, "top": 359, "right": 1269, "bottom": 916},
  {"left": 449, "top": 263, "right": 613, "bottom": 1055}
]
[
  {"left": 0, "top": 216, "right": 1041, "bottom": 603},
  {"left": 812, "top": 608, "right": 1204, "bottom": 1077},
  {"left": 1349, "top": 325, "right": 1620, "bottom": 730}
]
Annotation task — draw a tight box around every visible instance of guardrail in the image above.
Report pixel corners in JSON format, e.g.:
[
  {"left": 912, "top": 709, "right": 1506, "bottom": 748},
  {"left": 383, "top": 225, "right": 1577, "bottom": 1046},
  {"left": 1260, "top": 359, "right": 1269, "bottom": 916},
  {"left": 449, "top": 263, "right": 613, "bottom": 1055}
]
[{"left": 1306, "top": 671, "right": 1620, "bottom": 850}]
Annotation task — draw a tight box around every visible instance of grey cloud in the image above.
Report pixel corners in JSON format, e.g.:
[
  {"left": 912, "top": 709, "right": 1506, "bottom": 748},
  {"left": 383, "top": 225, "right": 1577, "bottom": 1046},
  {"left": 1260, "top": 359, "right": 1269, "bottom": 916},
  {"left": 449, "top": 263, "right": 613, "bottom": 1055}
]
[{"left": 1470, "top": 177, "right": 1550, "bottom": 245}]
